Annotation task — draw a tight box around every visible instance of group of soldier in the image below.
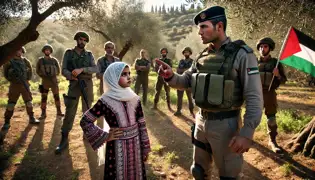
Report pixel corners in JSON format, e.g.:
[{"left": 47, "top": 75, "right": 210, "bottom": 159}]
[{"left": 1, "top": 5, "right": 289, "bottom": 180}]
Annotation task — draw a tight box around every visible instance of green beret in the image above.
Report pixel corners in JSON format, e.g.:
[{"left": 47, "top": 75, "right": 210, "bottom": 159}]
[
  {"left": 74, "top": 31, "right": 90, "bottom": 42},
  {"left": 193, "top": 6, "right": 226, "bottom": 25},
  {"left": 182, "top": 47, "right": 192, "bottom": 54},
  {"left": 42, "top": 44, "right": 54, "bottom": 53}
]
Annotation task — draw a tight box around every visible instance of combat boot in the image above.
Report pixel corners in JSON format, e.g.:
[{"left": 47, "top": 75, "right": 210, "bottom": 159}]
[
  {"left": 1, "top": 118, "right": 11, "bottom": 130},
  {"left": 56, "top": 107, "right": 64, "bottom": 117},
  {"left": 268, "top": 124, "right": 281, "bottom": 153},
  {"left": 55, "top": 132, "right": 69, "bottom": 154},
  {"left": 174, "top": 110, "right": 182, "bottom": 116},
  {"left": 29, "top": 116, "right": 40, "bottom": 124},
  {"left": 39, "top": 108, "right": 46, "bottom": 120}
]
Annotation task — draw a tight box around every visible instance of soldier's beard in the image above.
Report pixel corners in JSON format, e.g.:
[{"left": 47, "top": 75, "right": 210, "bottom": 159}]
[
  {"left": 184, "top": 55, "right": 190, "bottom": 59},
  {"left": 260, "top": 50, "right": 270, "bottom": 57},
  {"left": 77, "top": 43, "right": 85, "bottom": 49},
  {"left": 44, "top": 53, "right": 50, "bottom": 57},
  {"left": 162, "top": 55, "right": 167, "bottom": 58}
]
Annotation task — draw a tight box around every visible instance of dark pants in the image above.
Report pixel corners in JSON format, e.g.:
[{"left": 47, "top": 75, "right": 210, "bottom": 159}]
[
  {"left": 134, "top": 74, "right": 148, "bottom": 105},
  {"left": 176, "top": 89, "right": 194, "bottom": 112},
  {"left": 40, "top": 78, "right": 61, "bottom": 110},
  {"left": 154, "top": 76, "right": 170, "bottom": 105},
  {"left": 263, "top": 89, "right": 278, "bottom": 137}
]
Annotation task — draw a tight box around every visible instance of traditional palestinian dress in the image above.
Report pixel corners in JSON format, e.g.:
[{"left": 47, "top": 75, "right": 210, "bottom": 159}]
[{"left": 80, "top": 62, "right": 150, "bottom": 180}]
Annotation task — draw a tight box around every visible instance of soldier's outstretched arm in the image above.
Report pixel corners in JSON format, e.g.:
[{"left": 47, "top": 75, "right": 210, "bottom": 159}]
[
  {"left": 156, "top": 59, "right": 193, "bottom": 90},
  {"left": 235, "top": 49, "right": 263, "bottom": 140},
  {"left": 82, "top": 53, "right": 98, "bottom": 74}
]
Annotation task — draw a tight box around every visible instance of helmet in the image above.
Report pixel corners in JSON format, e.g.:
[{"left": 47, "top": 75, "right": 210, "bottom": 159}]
[
  {"left": 21, "top": 46, "right": 26, "bottom": 54},
  {"left": 182, "top": 47, "right": 192, "bottom": 54},
  {"left": 74, "top": 31, "right": 90, "bottom": 43},
  {"left": 256, "top": 37, "right": 275, "bottom": 51},
  {"left": 42, "top": 44, "right": 53, "bottom": 53},
  {"left": 160, "top": 47, "right": 168, "bottom": 53}
]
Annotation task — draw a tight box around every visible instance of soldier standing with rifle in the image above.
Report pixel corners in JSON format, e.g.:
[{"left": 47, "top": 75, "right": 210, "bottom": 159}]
[
  {"left": 36, "top": 44, "right": 64, "bottom": 119},
  {"left": 134, "top": 49, "right": 151, "bottom": 105},
  {"left": 2, "top": 47, "right": 40, "bottom": 130},
  {"left": 55, "top": 31, "right": 98, "bottom": 154},
  {"left": 96, "top": 41, "right": 120, "bottom": 95},
  {"left": 152, "top": 48, "right": 172, "bottom": 110},
  {"left": 174, "top": 47, "right": 195, "bottom": 118},
  {"left": 257, "top": 37, "right": 287, "bottom": 153}
]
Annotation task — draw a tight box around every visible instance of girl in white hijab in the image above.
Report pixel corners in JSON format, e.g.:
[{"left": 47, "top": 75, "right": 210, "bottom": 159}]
[{"left": 80, "top": 62, "right": 151, "bottom": 180}]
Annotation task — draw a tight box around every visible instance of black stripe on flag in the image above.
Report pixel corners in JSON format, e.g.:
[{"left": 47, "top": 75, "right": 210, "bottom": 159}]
[{"left": 293, "top": 27, "right": 315, "bottom": 52}]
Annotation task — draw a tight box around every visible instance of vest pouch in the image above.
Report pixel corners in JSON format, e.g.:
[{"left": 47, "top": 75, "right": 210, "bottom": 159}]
[
  {"left": 194, "top": 73, "right": 209, "bottom": 107},
  {"left": 191, "top": 73, "right": 198, "bottom": 99},
  {"left": 261, "top": 72, "right": 273, "bottom": 87},
  {"left": 221, "top": 80, "right": 234, "bottom": 108},
  {"left": 207, "top": 74, "right": 224, "bottom": 105}
]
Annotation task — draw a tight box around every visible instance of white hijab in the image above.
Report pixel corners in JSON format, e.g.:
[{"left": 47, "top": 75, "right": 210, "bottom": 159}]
[{"left": 101, "top": 62, "right": 137, "bottom": 101}]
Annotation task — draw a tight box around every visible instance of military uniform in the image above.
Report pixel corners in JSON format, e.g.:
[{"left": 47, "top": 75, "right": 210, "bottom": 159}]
[
  {"left": 2, "top": 50, "right": 40, "bottom": 130},
  {"left": 257, "top": 38, "right": 287, "bottom": 153},
  {"left": 55, "top": 31, "right": 98, "bottom": 154},
  {"left": 134, "top": 58, "right": 151, "bottom": 105},
  {"left": 166, "top": 7, "right": 263, "bottom": 179},
  {"left": 153, "top": 56, "right": 172, "bottom": 109},
  {"left": 96, "top": 55, "right": 120, "bottom": 95},
  {"left": 36, "top": 45, "right": 63, "bottom": 119},
  {"left": 175, "top": 57, "right": 194, "bottom": 116}
]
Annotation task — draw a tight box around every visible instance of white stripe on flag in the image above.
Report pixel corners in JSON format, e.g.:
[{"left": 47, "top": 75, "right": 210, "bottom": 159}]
[
  {"left": 294, "top": 44, "right": 315, "bottom": 66},
  {"left": 248, "top": 70, "right": 259, "bottom": 75}
]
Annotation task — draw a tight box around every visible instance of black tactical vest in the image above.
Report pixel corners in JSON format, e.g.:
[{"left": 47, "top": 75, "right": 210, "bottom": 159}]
[{"left": 66, "top": 49, "right": 93, "bottom": 79}]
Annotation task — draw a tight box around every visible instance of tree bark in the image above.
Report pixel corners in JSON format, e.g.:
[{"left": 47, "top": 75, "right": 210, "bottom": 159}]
[
  {"left": 118, "top": 39, "right": 133, "bottom": 60},
  {"left": 286, "top": 118, "right": 315, "bottom": 158}
]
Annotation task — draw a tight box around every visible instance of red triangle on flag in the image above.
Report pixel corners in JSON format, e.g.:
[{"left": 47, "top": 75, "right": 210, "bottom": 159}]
[{"left": 280, "top": 27, "right": 302, "bottom": 60}]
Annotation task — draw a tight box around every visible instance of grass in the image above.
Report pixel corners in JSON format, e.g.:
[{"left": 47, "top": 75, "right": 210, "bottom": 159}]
[
  {"left": 165, "top": 151, "right": 179, "bottom": 164},
  {"left": 256, "top": 109, "right": 313, "bottom": 134},
  {"left": 280, "top": 163, "right": 293, "bottom": 177}
]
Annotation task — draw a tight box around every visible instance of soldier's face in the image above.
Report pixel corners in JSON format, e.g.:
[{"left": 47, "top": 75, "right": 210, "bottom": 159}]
[
  {"left": 141, "top": 51, "right": 146, "bottom": 58},
  {"left": 119, "top": 66, "right": 131, "bottom": 88},
  {"left": 105, "top": 45, "right": 115, "bottom": 55},
  {"left": 15, "top": 49, "right": 23, "bottom": 57},
  {"left": 198, "top": 21, "right": 219, "bottom": 44},
  {"left": 77, "top": 37, "right": 87, "bottom": 49},
  {"left": 44, "top": 49, "right": 51, "bottom": 56},
  {"left": 161, "top": 50, "right": 167, "bottom": 57},
  {"left": 183, "top": 51, "right": 191, "bottom": 58},
  {"left": 259, "top": 44, "right": 270, "bottom": 56}
]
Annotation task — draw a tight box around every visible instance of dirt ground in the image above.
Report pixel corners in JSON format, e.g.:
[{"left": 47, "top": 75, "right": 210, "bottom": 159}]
[{"left": 0, "top": 85, "right": 315, "bottom": 180}]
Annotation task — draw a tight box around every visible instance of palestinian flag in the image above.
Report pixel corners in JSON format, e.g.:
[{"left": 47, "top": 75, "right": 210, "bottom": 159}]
[{"left": 280, "top": 27, "right": 315, "bottom": 77}]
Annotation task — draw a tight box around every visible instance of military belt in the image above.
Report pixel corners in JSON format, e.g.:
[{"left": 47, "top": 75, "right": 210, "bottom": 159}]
[{"left": 201, "top": 110, "right": 240, "bottom": 120}]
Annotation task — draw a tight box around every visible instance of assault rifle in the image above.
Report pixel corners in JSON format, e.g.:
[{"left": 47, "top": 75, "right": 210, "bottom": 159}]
[
  {"left": 10, "top": 60, "right": 32, "bottom": 100},
  {"left": 78, "top": 76, "right": 90, "bottom": 109}
]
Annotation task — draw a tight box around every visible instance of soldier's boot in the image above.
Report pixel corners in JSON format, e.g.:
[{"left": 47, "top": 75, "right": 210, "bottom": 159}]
[
  {"left": 55, "top": 132, "right": 69, "bottom": 154},
  {"left": 174, "top": 111, "right": 182, "bottom": 116},
  {"left": 56, "top": 106, "right": 64, "bottom": 117},
  {"left": 39, "top": 108, "right": 46, "bottom": 120},
  {"left": 29, "top": 115, "right": 40, "bottom": 124},
  {"left": 2, "top": 110, "right": 14, "bottom": 130},
  {"left": 268, "top": 124, "right": 281, "bottom": 153}
]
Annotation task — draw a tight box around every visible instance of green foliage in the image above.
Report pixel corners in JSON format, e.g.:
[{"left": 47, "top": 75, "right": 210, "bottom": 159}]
[
  {"left": 165, "top": 151, "right": 179, "bottom": 164},
  {"left": 280, "top": 163, "right": 293, "bottom": 176}
]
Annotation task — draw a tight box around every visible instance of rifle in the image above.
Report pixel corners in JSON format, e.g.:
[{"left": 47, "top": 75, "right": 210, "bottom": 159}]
[
  {"left": 10, "top": 60, "right": 32, "bottom": 100},
  {"left": 77, "top": 76, "right": 90, "bottom": 109}
]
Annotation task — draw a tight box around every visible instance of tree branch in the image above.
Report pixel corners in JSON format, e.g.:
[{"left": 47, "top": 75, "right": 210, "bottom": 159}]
[
  {"left": 41, "top": 1, "right": 73, "bottom": 21},
  {"left": 30, "top": 0, "right": 39, "bottom": 17},
  {"left": 87, "top": 25, "right": 112, "bottom": 41}
]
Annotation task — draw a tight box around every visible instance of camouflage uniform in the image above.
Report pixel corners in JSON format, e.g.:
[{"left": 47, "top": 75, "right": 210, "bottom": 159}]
[
  {"left": 174, "top": 54, "right": 194, "bottom": 116},
  {"left": 56, "top": 31, "right": 98, "bottom": 154},
  {"left": 96, "top": 55, "right": 120, "bottom": 95},
  {"left": 36, "top": 45, "right": 63, "bottom": 119},
  {"left": 165, "top": 7, "right": 263, "bottom": 179},
  {"left": 134, "top": 58, "right": 151, "bottom": 105},
  {"left": 2, "top": 48, "right": 40, "bottom": 130},
  {"left": 257, "top": 37, "right": 287, "bottom": 153},
  {"left": 153, "top": 56, "right": 172, "bottom": 109}
]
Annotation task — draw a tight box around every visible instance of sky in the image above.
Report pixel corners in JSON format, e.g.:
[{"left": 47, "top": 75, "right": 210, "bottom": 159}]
[{"left": 143, "top": 0, "right": 186, "bottom": 12}]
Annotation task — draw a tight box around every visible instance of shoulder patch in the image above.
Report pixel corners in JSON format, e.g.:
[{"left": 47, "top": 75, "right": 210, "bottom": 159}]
[
  {"left": 247, "top": 67, "right": 259, "bottom": 75},
  {"left": 241, "top": 45, "right": 253, "bottom": 53}
]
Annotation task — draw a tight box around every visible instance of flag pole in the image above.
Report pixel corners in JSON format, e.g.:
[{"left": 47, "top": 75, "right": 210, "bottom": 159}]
[{"left": 268, "top": 26, "right": 293, "bottom": 91}]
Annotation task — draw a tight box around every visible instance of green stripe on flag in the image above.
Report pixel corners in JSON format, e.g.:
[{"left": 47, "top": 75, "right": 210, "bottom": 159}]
[{"left": 281, "top": 55, "right": 315, "bottom": 77}]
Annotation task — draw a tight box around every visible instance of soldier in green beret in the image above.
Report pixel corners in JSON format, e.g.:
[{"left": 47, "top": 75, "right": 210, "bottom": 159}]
[
  {"left": 257, "top": 37, "right": 287, "bottom": 153},
  {"left": 174, "top": 47, "right": 194, "bottom": 117},
  {"left": 2, "top": 47, "right": 40, "bottom": 130},
  {"left": 152, "top": 48, "right": 172, "bottom": 110},
  {"left": 55, "top": 31, "right": 98, "bottom": 154},
  {"left": 36, "top": 44, "right": 64, "bottom": 119},
  {"left": 134, "top": 49, "right": 151, "bottom": 105},
  {"left": 155, "top": 6, "right": 263, "bottom": 179},
  {"left": 96, "top": 41, "right": 120, "bottom": 95}
]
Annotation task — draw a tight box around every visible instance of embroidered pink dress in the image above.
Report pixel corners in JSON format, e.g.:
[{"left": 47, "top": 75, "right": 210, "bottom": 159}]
[{"left": 80, "top": 96, "right": 150, "bottom": 180}]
